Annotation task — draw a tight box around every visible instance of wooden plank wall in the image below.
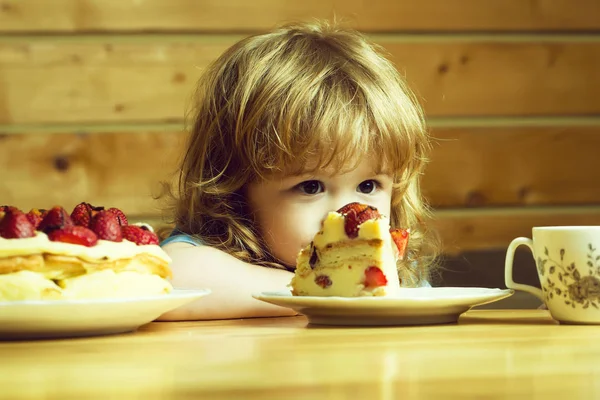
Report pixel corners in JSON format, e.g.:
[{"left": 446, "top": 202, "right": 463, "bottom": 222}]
[{"left": 1, "top": 0, "right": 599, "bottom": 257}]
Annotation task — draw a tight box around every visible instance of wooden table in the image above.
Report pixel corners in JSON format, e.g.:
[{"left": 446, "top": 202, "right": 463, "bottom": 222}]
[{"left": 1, "top": 309, "right": 600, "bottom": 399}]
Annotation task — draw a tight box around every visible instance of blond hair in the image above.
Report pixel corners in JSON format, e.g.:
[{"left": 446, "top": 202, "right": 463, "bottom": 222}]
[{"left": 162, "top": 20, "right": 440, "bottom": 285}]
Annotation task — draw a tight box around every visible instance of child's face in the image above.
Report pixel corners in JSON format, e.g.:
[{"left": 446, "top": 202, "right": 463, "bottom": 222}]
[{"left": 246, "top": 155, "right": 394, "bottom": 268}]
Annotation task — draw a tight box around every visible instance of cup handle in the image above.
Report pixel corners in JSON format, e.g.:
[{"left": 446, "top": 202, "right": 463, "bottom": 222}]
[{"left": 504, "top": 237, "right": 544, "bottom": 301}]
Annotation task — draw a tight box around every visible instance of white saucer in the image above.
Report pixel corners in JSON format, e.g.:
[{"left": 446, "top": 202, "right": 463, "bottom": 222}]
[
  {"left": 253, "top": 287, "right": 513, "bottom": 326},
  {"left": 0, "top": 289, "right": 210, "bottom": 340}
]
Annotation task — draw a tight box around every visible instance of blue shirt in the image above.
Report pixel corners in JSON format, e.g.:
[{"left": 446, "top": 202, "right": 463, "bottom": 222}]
[{"left": 160, "top": 228, "right": 203, "bottom": 247}]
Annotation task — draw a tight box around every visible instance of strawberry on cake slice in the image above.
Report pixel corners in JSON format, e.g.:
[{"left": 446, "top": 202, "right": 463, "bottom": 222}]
[
  {"left": 291, "top": 203, "right": 409, "bottom": 297},
  {"left": 0, "top": 203, "right": 172, "bottom": 301}
]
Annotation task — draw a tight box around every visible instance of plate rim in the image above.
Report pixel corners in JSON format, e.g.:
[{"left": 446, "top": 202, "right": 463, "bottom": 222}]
[
  {"left": 253, "top": 287, "right": 514, "bottom": 326},
  {"left": 0, "top": 288, "right": 211, "bottom": 307},
  {"left": 253, "top": 287, "right": 514, "bottom": 302}
]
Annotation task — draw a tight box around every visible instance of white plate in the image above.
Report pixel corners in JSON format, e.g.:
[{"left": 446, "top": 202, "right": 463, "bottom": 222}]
[
  {"left": 0, "top": 289, "right": 211, "bottom": 340},
  {"left": 253, "top": 287, "right": 513, "bottom": 326}
]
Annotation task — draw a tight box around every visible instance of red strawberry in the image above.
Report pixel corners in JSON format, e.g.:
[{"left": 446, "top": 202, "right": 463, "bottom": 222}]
[
  {"left": 339, "top": 203, "right": 380, "bottom": 238},
  {"left": 0, "top": 210, "right": 35, "bottom": 239},
  {"left": 337, "top": 202, "right": 369, "bottom": 215},
  {"left": 48, "top": 226, "right": 98, "bottom": 247},
  {"left": 90, "top": 210, "right": 122, "bottom": 242},
  {"left": 343, "top": 210, "right": 361, "bottom": 238},
  {"left": 121, "top": 225, "right": 159, "bottom": 245},
  {"left": 358, "top": 207, "right": 379, "bottom": 223},
  {"left": 107, "top": 207, "right": 128, "bottom": 226},
  {"left": 26, "top": 208, "right": 46, "bottom": 229},
  {"left": 71, "top": 202, "right": 105, "bottom": 227},
  {"left": 0, "top": 206, "right": 22, "bottom": 222},
  {"left": 38, "top": 206, "right": 73, "bottom": 233},
  {"left": 390, "top": 228, "right": 410, "bottom": 259},
  {"left": 0, "top": 205, "right": 22, "bottom": 214},
  {"left": 364, "top": 266, "right": 388, "bottom": 288},
  {"left": 314, "top": 275, "right": 333, "bottom": 288},
  {"left": 70, "top": 202, "right": 91, "bottom": 226}
]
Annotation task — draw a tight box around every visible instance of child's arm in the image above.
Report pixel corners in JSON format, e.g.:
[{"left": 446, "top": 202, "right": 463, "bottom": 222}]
[{"left": 157, "top": 242, "right": 298, "bottom": 320}]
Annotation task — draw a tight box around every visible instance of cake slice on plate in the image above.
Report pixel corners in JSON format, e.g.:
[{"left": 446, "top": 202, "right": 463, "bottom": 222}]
[{"left": 291, "top": 203, "right": 409, "bottom": 297}]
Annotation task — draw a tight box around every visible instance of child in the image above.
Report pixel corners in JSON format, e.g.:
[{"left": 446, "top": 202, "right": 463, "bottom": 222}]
[{"left": 158, "top": 20, "right": 439, "bottom": 321}]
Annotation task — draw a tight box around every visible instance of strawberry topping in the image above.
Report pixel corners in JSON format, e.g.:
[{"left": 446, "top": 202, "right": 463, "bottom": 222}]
[
  {"left": 390, "top": 228, "right": 410, "bottom": 259},
  {"left": 337, "top": 202, "right": 370, "bottom": 215},
  {"left": 108, "top": 207, "right": 128, "bottom": 226},
  {"left": 0, "top": 205, "right": 22, "bottom": 215},
  {"left": 48, "top": 226, "right": 98, "bottom": 247},
  {"left": 0, "top": 210, "right": 35, "bottom": 239},
  {"left": 25, "top": 208, "right": 46, "bottom": 229},
  {"left": 90, "top": 210, "right": 123, "bottom": 242},
  {"left": 71, "top": 202, "right": 104, "bottom": 228},
  {"left": 364, "top": 266, "right": 388, "bottom": 288},
  {"left": 121, "top": 225, "right": 159, "bottom": 245},
  {"left": 337, "top": 202, "right": 381, "bottom": 238},
  {"left": 38, "top": 206, "right": 73, "bottom": 234}
]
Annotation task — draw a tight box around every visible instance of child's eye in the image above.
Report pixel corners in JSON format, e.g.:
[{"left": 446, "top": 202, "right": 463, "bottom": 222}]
[
  {"left": 357, "top": 180, "right": 379, "bottom": 194},
  {"left": 296, "top": 180, "right": 324, "bottom": 195}
]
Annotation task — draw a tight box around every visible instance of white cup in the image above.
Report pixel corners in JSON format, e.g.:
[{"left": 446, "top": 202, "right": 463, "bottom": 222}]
[{"left": 505, "top": 226, "right": 600, "bottom": 324}]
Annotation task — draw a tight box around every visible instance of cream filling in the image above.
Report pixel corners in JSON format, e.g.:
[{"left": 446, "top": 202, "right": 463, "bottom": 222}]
[
  {"left": 59, "top": 270, "right": 172, "bottom": 299},
  {"left": 0, "top": 231, "right": 171, "bottom": 263},
  {"left": 0, "top": 270, "right": 172, "bottom": 301}
]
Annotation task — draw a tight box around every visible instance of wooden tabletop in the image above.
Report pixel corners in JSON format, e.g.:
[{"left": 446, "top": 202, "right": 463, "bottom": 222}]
[{"left": 1, "top": 309, "right": 599, "bottom": 400}]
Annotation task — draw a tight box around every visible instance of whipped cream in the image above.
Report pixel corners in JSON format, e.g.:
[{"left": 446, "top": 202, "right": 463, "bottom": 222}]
[{"left": 0, "top": 232, "right": 171, "bottom": 263}]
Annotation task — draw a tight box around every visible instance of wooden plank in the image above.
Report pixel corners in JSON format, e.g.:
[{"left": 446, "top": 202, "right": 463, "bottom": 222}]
[
  {"left": 0, "top": 129, "right": 184, "bottom": 217},
  {"left": 0, "top": 38, "right": 599, "bottom": 124},
  {"left": 424, "top": 124, "right": 600, "bottom": 208},
  {"left": 389, "top": 39, "right": 600, "bottom": 118},
  {"left": 1, "top": 0, "right": 599, "bottom": 33},
  {"left": 0, "top": 39, "right": 227, "bottom": 125},
  {"left": 434, "top": 207, "right": 600, "bottom": 255},
  {"left": 2, "top": 123, "right": 600, "bottom": 214}
]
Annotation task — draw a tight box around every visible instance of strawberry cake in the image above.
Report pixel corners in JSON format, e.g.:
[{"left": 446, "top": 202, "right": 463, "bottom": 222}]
[
  {"left": 0, "top": 203, "right": 172, "bottom": 301},
  {"left": 291, "top": 203, "right": 409, "bottom": 297}
]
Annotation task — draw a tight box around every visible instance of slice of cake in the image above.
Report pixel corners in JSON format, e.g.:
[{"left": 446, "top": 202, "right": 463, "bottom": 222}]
[
  {"left": 291, "top": 203, "right": 409, "bottom": 297},
  {"left": 0, "top": 203, "right": 173, "bottom": 301}
]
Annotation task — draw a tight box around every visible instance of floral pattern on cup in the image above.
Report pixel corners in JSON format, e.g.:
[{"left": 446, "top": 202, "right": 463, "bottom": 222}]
[{"left": 537, "top": 243, "right": 600, "bottom": 309}]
